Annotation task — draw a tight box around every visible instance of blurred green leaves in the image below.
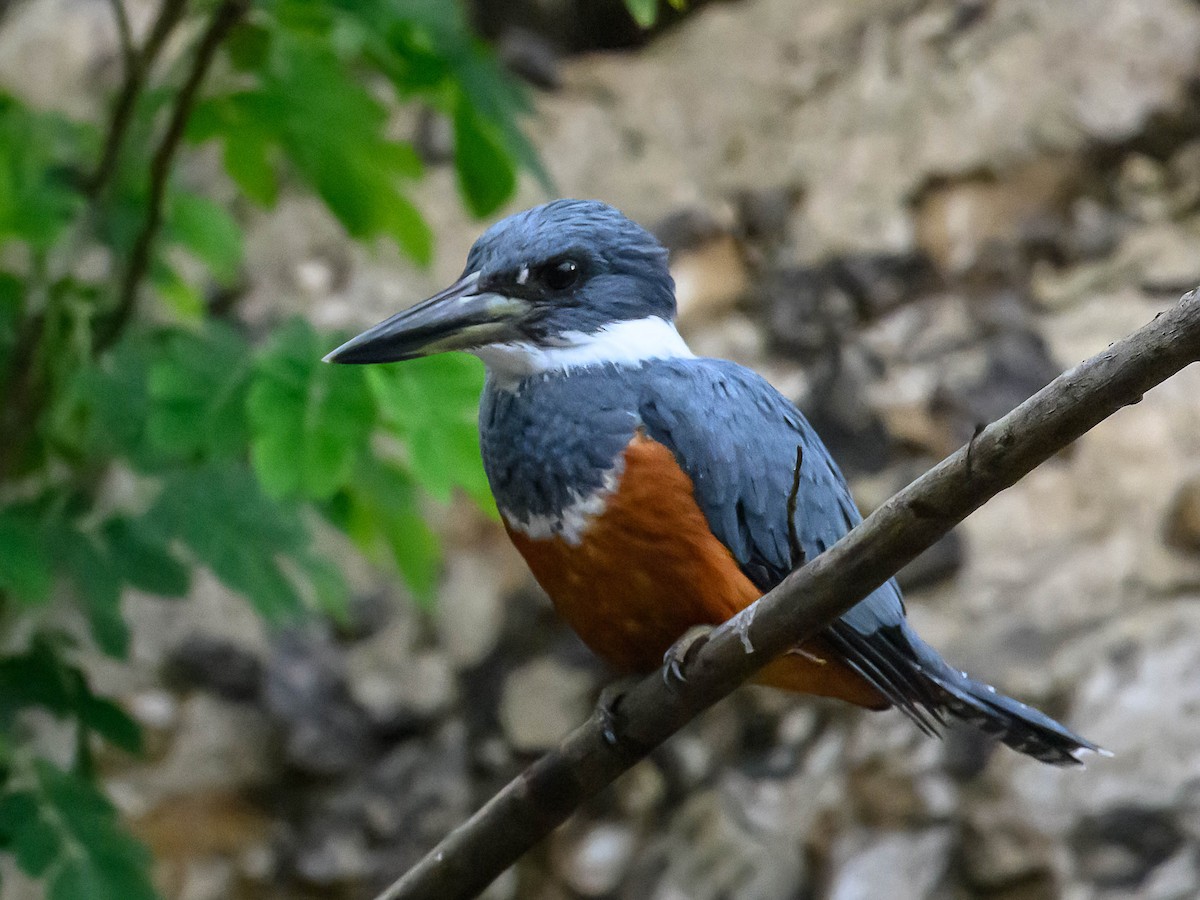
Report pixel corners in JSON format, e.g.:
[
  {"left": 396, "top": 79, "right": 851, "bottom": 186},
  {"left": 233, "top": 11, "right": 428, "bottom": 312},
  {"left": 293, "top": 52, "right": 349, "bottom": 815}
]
[
  {"left": 249, "top": 320, "right": 373, "bottom": 500},
  {"left": 0, "top": 760, "right": 157, "bottom": 900},
  {"left": 0, "top": 0, "right": 537, "bottom": 896},
  {"left": 0, "top": 509, "right": 52, "bottom": 606},
  {"left": 166, "top": 193, "right": 244, "bottom": 284},
  {"left": 191, "top": 0, "right": 542, "bottom": 256},
  {"left": 0, "top": 94, "right": 90, "bottom": 251},
  {"left": 146, "top": 465, "right": 312, "bottom": 622},
  {"left": 146, "top": 323, "right": 253, "bottom": 459},
  {"left": 0, "top": 635, "right": 141, "bottom": 753},
  {"left": 0, "top": 637, "right": 150, "bottom": 897},
  {"left": 368, "top": 353, "right": 491, "bottom": 508},
  {"left": 455, "top": 99, "right": 517, "bottom": 218},
  {"left": 45, "top": 315, "right": 492, "bottom": 628},
  {"left": 624, "top": 0, "right": 688, "bottom": 28}
]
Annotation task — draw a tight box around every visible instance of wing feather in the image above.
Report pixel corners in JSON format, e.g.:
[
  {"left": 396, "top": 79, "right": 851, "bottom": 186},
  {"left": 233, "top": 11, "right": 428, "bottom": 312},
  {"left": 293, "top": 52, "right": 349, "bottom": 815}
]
[{"left": 637, "top": 358, "right": 906, "bottom": 634}]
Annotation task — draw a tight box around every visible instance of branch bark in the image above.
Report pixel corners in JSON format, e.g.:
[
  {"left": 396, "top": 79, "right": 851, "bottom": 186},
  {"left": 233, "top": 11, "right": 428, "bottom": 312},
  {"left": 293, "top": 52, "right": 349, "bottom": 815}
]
[
  {"left": 96, "top": 0, "right": 248, "bottom": 353},
  {"left": 377, "top": 288, "right": 1200, "bottom": 900},
  {"left": 89, "top": 0, "right": 189, "bottom": 198}
]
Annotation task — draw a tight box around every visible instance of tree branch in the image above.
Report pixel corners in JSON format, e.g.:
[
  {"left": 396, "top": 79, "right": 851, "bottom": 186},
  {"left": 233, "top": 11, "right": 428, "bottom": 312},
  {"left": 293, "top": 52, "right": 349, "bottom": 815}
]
[
  {"left": 95, "top": 0, "right": 248, "bottom": 353},
  {"left": 106, "top": 0, "right": 136, "bottom": 74},
  {"left": 89, "top": 0, "right": 189, "bottom": 198},
  {"left": 378, "top": 288, "right": 1200, "bottom": 900}
]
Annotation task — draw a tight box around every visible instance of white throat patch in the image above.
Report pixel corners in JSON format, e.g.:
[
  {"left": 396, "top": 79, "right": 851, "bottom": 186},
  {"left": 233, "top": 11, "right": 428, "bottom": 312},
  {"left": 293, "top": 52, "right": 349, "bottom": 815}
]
[{"left": 473, "top": 315, "right": 694, "bottom": 389}]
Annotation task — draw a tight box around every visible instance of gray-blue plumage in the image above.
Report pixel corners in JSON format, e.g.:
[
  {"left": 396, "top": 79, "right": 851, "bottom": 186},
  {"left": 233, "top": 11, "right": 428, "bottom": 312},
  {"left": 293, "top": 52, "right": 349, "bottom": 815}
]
[{"left": 466, "top": 200, "right": 675, "bottom": 341}]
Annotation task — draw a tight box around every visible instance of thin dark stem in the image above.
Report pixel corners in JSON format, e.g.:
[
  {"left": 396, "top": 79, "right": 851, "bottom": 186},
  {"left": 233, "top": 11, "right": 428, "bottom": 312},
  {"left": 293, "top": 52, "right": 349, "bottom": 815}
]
[
  {"left": 0, "top": 0, "right": 189, "bottom": 480},
  {"left": 0, "top": 314, "right": 44, "bottom": 482},
  {"left": 95, "top": 0, "right": 249, "bottom": 353},
  {"left": 377, "top": 289, "right": 1200, "bottom": 900},
  {"left": 89, "top": 0, "right": 189, "bottom": 198},
  {"left": 107, "top": 0, "right": 135, "bottom": 72},
  {"left": 0, "top": 253, "right": 52, "bottom": 482}
]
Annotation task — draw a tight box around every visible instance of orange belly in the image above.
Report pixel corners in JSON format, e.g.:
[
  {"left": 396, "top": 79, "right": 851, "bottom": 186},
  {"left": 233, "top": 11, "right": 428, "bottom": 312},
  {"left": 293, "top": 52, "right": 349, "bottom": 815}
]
[{"left": 504, "top": 433, "right": 885, "bottom": 709}]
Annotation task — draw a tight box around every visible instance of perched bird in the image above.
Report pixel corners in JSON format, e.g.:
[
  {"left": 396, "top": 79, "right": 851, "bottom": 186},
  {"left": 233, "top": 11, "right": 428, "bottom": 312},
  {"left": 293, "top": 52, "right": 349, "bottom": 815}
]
[{"left": 326, "top": 199, "right": 1100, "bottom": 765}]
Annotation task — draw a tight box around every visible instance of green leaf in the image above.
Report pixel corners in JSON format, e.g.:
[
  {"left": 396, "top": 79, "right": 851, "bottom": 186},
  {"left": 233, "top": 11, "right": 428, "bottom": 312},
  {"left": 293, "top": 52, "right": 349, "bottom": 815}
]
[
  {"left": 101, "top": 518, "right": 189, "bottom": 598},
  {"left": 146, "top": 323, "right": 253, "bottom": 460},
  {"left": 454, "top": 98, "right": 516, "bottom": 218},
  {"left": 0, "top": 636, "right": 79, "bottom": 723},
  {"left": 47, "top": 856, "right": 160, "bottom": 900},
  {"left": 0, "top": 791, "right": 59, "bottom": 877},
  {"left": 436, "top": 29, "right": 547, "bottom": 192},
  {"left": 0, "top": 93, "right": 88, "bottom": 250},
  {"left": 0, "top": 635, "right": 143, "bottom": 754},
  {"left": 49, "top": 524, "right": 128, "bottom": 658},
  {"left": 0, "top": 509, "right": 52, "bottom": 605},
  {"left": 151, "top": 263, "right": 206, "bottom": 319},
  {"left": 380, "top": 189, "right": 433, "bottom": 264},
  {"left": 624, "top": 0, "right": 660, "bottom": 27},
  {"left": 226, "top": 21, "right": 271, "bottom": 71},
  {"left": 248, "top": 319, "right": 374, "bottom": 500},
  {"left": 342, "top": 461, "right": 440, "bottom": 603},
  {"left": 0, "top": 271, "right": 22, "bottom": 368},
  {"left": 225, "top": 125, "right": 279, "bottom": 206},
  {"left": 67, "top": 336, "right": 156, "bottom": 469},
  {"left": 296, "top": 551, "right": 349, "bottom": 622},
  {"left": 190, "top": 34, "right": 432, "bottom": 262},
  {"left": 145, "top": 465, "right": 308, "bottom": 621},
  {"left": 0, "top": 791, "right": 39, "bottom": 837},
  {"left": 78, "top": 696, "right": 142, "bottom": 755},
  {"left": 48, "top": 859, "right": 95, "bottom": 900},
  {"left": 37, "top": 762, "right": 158, "bottom": 900},
  {"left": 191, "top": 93, "right": 280, "bottom": 206},
  {"left": 11, "top": 814, "right": 60, "bottom": 877},
  {"left": 223, "top": 127, "right": 279, "bottom": 206},
  {"left": 166, "top": 192, "right": 244, "bottom": 284},
  {"left": 365, "top": 353, "right": 492, "bottom": 508}
]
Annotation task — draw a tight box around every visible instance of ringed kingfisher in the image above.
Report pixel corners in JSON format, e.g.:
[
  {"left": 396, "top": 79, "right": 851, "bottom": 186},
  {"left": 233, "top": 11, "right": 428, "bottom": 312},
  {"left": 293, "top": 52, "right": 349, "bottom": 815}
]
[{"left": 326, "top": 199, "right": 1100, "bottom": 765}]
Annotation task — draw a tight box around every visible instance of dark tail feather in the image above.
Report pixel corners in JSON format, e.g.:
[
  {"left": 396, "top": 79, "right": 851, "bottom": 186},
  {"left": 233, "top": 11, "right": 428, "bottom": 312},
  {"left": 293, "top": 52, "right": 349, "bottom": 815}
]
[
  {"left": 828, "top": 622, "right": 1107, "bottom": 766},
  {"left": 824, "top": 623, "right": 944, "bottom": 736}
]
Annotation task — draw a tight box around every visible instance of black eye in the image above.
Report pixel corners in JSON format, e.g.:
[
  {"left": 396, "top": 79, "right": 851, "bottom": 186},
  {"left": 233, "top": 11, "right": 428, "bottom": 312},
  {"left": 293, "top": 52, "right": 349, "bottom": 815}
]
[{"left": 540, "top": 259, "right": 580, "bottom": 291}]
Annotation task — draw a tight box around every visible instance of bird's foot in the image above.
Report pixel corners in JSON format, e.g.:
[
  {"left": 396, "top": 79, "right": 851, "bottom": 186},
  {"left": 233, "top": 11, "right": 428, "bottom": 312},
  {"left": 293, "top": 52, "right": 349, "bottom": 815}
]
[
  {"left": 662, "top": 624, "right": 715, "bottom": 689},
  {"left": 595, "top": 676, "right": 642, "bottom": 748}
]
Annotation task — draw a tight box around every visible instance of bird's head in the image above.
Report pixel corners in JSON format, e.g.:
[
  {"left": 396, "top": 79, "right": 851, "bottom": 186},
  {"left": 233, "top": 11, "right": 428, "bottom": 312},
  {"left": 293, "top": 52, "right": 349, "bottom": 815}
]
[{"left": 324, "top": 200, "right": 687, "bottom": 378}]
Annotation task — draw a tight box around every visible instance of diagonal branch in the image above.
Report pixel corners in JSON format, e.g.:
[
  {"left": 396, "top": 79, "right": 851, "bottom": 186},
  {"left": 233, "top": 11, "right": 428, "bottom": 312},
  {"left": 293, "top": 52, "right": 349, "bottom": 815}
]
[
  {"left": 89, "top": 0, "right": 189, "bottom": 198},
  {"left": 377, "top": 287, "right": 1200, "bottom": 900},
  {"left": 0, "top": 0, "right": 192, "bottom": 482},
  {"left": 106, "top": 0, "right": 136, "bottom": 74},
  {"left": 95, "top": 0, "right": 249, "bottom": 353}
]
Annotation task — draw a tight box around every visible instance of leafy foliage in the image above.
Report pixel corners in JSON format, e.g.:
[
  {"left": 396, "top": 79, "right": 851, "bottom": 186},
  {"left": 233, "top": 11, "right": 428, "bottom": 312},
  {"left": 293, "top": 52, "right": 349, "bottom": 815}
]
[
  {"left": 623, "top": 0, "right": 689, "bottom": 29},
  {"left": 0, "top": 96, "right": 88, "bottom": 250},
  {"left": 0, "top": 759, "right": 157, "bottom": 900},
  {"left": 248, "top": 320, "right": 374, "bottom": 500},
  {"left": 0, "top": 0, "right": 534, "bottom": 896},
  {"left": 368, "top": 354, "right": 493, "bottom": 508}
]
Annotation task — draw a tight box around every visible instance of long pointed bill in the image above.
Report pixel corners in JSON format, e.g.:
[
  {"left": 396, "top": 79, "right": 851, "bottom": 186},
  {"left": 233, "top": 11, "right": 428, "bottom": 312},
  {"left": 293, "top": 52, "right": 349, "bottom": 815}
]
[{"left": 323, "top": 272, "right": 527, "bottom": 364}]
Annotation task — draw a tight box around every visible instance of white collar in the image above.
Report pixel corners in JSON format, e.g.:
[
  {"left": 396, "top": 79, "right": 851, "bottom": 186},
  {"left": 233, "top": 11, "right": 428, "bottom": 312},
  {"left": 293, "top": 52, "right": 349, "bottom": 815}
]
[{"left": 473, "top": 316, "right": 694, "bottom": 390}]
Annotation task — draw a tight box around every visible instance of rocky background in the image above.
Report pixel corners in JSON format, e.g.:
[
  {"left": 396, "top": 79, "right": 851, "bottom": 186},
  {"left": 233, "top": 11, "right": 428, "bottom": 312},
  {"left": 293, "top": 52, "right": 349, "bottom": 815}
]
[{"left": 5, "top": 0, "right": 1200, "bottom": 898}]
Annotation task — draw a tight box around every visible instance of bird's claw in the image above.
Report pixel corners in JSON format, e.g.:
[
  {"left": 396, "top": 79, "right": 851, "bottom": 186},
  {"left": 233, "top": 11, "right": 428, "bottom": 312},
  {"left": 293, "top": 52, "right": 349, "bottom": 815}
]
[
  {"left": 595, "top": 677, "right": 641, "bottom": 748},
  {"left": 662, "top": 624, "right": 715, "bottom": 689}
]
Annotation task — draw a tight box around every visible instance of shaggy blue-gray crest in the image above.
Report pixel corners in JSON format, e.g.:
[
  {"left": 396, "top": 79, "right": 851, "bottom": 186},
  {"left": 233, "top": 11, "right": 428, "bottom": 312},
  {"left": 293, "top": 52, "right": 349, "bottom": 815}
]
[{"left": 327, "top": 199, "right": 1102, "bottom": 765}]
